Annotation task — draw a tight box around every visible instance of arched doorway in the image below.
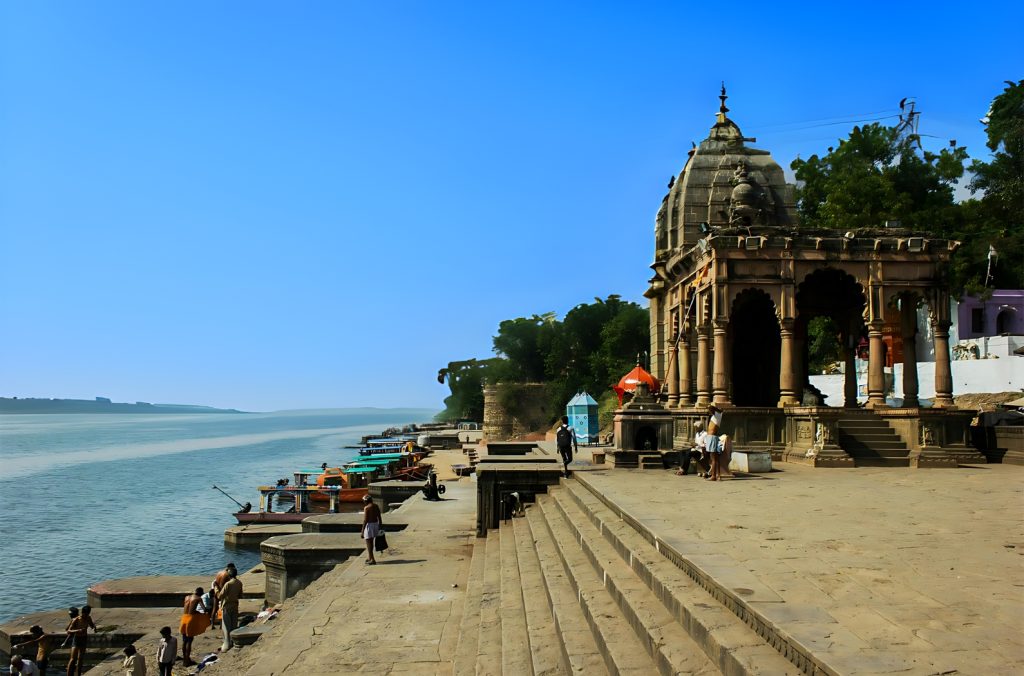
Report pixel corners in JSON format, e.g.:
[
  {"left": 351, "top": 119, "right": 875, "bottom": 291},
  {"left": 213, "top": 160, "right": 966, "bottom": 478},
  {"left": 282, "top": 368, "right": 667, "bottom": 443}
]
[
  {"left": 730, "top": 289, "right": 780, "bottom": 406},
  {"left": 797, "top": 269, "right": 867, "bottom": 407},
  {"left": 996, "top": 309, "right": 1013, "bottom": 335}
]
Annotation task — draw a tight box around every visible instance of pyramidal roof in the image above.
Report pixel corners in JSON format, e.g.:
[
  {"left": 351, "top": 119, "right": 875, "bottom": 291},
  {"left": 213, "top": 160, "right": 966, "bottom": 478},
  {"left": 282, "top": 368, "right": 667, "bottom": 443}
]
[{"left": 567, "top": 391, "right": 598, "bottom": 406}]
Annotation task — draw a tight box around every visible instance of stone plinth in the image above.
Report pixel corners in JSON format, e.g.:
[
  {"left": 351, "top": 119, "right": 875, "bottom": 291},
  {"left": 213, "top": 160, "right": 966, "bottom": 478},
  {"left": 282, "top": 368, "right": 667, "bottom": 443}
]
[
  {"left": 87, "top": 573, "right": 264, "bottom": 608},
  {"left": 729, "top": 451, "right": 772, "bottom": 472},
  {"left": 476, "top": 461, "right": 563, "bottom": 536},
  {"left": 261, "top": 534, "right": 369, "bottom": 603},
  {"left": 478, "top": 455, "right": 558, "bottom": 464},
  {"left": 225, "top": 524, "right": 302, "bottom": 549},
  {"left": 369, "top": 480, "right": 424, "bottom": 512},
  {"left": 301, "top": 513, "right": 408, "bottom": 533}
]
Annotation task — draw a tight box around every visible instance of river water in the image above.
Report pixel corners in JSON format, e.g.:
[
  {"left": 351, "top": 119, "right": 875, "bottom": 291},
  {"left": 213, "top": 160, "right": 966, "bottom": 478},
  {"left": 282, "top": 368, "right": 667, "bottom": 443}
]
[{"left": 0, "top": 408, "right": 435, "bottom": 623}]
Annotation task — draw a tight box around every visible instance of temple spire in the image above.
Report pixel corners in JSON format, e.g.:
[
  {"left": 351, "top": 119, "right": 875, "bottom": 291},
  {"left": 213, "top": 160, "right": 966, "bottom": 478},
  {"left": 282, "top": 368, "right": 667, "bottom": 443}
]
[{"left": 717, "top": 82, "right": 730, "bottom": 123}]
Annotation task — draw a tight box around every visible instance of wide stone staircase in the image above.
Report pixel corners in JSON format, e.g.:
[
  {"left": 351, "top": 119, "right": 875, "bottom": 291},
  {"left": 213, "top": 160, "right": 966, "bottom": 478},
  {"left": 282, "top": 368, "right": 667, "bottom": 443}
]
[
  {"left": 836, "top": 416, "right": 910, "bottom": 467},
  {"left": 452, "top": 478, "right": 801, "bottom": 675}
]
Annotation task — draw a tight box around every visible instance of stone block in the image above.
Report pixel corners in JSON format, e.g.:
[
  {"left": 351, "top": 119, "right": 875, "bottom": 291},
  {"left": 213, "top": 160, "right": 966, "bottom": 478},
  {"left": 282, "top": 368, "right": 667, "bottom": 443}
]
[{"left": 728, "top": 450, "right": 772, "bottom": 473}]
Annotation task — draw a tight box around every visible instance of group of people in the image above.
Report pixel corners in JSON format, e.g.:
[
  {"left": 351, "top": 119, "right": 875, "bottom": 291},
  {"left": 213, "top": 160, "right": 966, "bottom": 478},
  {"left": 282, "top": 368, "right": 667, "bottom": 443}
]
[
  {"left": 10, "top": 605, "right": 95, "bottom": 676},
  {"left": 677, "top": 404, "right": 732, "bottom": 481},
  {"left": 9, "top": 563, "right": 244, "bottom": 676},
  {"left": 121, "top": 562, "right": 243, "bottom": 674}
]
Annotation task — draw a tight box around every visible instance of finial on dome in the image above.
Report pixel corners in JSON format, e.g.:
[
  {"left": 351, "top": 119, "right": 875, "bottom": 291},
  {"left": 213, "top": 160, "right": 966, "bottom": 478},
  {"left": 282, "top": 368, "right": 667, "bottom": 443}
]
[{"left": 716, "top": 83, "right": 731, "bottom": 123}]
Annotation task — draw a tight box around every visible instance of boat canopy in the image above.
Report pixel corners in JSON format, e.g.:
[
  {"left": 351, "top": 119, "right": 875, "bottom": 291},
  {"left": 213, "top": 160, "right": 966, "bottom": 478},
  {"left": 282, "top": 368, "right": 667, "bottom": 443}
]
[{"left": 342, "top": 467, "right": 379, "bottom": 474}]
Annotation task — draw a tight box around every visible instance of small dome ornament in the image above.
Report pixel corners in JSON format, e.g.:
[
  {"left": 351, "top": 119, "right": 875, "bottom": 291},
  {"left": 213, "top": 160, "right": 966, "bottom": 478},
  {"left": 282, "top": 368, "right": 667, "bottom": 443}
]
[{"left": 729, "top": 160, "right": 763, "bottom": 224}]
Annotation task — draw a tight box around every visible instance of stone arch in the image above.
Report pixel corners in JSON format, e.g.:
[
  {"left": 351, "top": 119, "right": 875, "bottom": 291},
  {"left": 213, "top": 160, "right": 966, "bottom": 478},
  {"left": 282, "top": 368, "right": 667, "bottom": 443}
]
[
  {"left": 729, "top": 288, "right": 781, "bottom": 407},
  {"left": 796, "top": 268, "right": 868, "bottom": 406}
]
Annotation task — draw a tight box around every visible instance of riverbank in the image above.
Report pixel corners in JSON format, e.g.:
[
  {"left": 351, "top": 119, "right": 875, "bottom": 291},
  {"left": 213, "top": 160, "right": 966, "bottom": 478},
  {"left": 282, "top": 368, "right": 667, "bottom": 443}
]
[{"left": 180, "top": 447, "right": 1023, "bottom": 674}]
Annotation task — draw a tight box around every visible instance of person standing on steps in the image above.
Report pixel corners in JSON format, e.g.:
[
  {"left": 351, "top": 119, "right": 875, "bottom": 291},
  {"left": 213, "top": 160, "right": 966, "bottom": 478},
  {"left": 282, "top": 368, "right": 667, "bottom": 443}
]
[
  {"left": 556, "top": 415, "right": 578, "bottom": 478},
  {"left": 180, "top": 586, "right": 210, "bottom": 666},
  {"left": 362, "top": 494, "right": 383, "bottom": 565},
  {"left": 210, "top": 562, "right": 236, "bottom": 630},
  {"left": 64, "top": 607, "right": 88, "bottom": 676},
  {"left": 216, "top": 568, "right": 243, "bottom": 652},
  {"left": 705, "top": 404, "right": 724, "bottom": 481},
  {"left": 13, "top": 625, "right": 51, "bottom": 675},
  {"left": 156, "top": 627, "right": 176, "bottom": 676}
]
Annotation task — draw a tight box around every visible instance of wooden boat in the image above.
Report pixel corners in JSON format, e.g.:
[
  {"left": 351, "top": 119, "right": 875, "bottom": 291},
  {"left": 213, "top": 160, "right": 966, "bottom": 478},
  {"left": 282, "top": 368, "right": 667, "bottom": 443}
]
[{"left": 233, "top": 486, "right": 340, "bottom": 525}]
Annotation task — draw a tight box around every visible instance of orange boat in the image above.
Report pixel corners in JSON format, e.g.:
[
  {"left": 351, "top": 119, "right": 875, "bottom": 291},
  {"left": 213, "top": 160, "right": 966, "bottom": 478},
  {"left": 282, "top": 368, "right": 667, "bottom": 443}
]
[{"left": 306, "top": 466, "right": 370, "bottom": 503}]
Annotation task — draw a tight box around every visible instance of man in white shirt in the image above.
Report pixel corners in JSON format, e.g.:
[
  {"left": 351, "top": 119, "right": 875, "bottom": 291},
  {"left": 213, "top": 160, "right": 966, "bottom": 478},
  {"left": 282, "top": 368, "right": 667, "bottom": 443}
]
[
  {"left": 676, "top": 421, "right": 710, "bottom": 476},
  {"left": 10, "top": 656, "right": 40, "bottom": 676}
]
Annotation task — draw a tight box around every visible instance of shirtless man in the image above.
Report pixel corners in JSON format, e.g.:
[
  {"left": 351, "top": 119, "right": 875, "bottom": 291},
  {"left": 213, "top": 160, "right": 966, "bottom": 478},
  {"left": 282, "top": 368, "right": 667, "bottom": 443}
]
[
  {"left": 64, "top": 607, "right": 88, "bottom": 676},
  {"left": 362, "top": 495, "right": 382, "bottom": 565}
]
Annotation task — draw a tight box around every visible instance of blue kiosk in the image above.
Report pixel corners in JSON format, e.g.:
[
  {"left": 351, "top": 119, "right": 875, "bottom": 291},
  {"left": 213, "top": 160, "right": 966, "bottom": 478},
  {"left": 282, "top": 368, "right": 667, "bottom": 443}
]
[{"left": 566, "top": 391, "right": 599, "bottom": 445}]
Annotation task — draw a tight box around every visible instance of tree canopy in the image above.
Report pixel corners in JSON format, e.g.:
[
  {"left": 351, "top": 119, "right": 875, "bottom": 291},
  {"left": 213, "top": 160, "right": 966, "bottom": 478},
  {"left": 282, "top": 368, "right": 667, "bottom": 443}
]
[
  {"left": 437, "top": 296, "right": 650, "bottom": 422},
  {"left": 792, "top": 82, "right": 1023, "bottom": 296}
]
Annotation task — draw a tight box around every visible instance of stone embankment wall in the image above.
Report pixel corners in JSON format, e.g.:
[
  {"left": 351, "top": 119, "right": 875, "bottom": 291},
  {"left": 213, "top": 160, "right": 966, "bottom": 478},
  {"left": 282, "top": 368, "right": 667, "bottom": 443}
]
[{"left": 483, "top": 383, "right": 550, "bottom": 440}]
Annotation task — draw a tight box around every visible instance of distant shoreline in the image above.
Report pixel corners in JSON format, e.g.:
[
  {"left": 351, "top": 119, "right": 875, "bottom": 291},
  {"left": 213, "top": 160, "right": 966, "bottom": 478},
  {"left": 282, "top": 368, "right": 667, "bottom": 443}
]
[{"left": 0, "top": 397, "right": 247, "bottom": 414}]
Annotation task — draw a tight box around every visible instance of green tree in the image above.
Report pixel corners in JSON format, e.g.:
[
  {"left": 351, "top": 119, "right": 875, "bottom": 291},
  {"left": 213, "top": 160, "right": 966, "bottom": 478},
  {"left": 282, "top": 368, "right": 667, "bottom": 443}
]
[
  {"left": 491, "top": 313, "right": 559, "bottom": 382},
  {"left": 960, "top": 80, "right": 1024, "bottom": 293},
  {"left": 435, "top": 357, "right": 502, "bottom": 422},
  {"left": 791, "top": 122, "right": 968, "bottom": 234}
]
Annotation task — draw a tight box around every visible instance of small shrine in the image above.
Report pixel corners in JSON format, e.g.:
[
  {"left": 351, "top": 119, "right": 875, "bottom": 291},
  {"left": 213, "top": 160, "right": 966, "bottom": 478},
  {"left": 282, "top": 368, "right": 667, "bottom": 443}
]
[{"left": 566, "top": 391, "right": 599, "bottom": 445}]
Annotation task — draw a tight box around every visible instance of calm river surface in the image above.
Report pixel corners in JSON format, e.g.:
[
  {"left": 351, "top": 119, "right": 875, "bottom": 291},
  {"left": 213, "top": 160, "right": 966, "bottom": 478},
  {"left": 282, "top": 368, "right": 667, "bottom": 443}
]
[{"left": 0, "top": 408, "right": 435, "bottom": 622}]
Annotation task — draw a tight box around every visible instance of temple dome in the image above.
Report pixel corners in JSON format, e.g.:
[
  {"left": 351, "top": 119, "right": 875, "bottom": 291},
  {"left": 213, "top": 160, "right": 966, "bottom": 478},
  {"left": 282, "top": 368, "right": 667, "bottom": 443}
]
[{"left": 653, "top": 86, "right": 798, "bottom": 255}]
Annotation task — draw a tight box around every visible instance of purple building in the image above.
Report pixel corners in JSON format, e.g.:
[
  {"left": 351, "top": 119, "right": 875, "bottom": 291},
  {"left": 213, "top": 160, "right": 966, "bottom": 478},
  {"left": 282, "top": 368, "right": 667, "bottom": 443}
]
[{"left": 957, "top": 290, "right": 1024, "bottom": 339}]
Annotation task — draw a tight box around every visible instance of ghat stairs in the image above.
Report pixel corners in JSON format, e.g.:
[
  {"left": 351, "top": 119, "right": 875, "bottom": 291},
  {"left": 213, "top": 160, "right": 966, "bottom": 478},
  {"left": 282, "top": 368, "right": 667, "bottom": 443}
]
[
  {"left": 836, "top": 417, "right": 910, "bottom": 467},
  {"left": 452, "top": 477, "right": 801, "bottom": 676}
]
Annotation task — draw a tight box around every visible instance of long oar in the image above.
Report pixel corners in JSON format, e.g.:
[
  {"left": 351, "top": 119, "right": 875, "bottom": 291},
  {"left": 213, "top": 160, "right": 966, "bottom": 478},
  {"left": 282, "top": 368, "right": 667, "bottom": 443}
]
[{"left": 211, "top": 485, "right": 247, "bottom": 510}]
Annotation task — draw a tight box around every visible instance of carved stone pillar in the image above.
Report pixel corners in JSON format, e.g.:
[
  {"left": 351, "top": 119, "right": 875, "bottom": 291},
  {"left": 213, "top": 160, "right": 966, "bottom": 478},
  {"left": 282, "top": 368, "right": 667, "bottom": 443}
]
[
  {"left": 778, "top": 318, "right": 799, "bottom": 406},
  {"left": 866, "top": 320, "right": 887, "bottom": 408},
  {"left": 843, "top": 342, "right": 858, "bottom": 408},
  {"left": 932, "top": 319, "right": 954, "bottom": 407},
  {"left": 901, "top": 301, "right": 920, "bottom": 408},
  {"left": 712, "top": 320, "right": 730, "bottom": 405},
  {"left": 793, "top": 332, "right": 807, "bottom": 398},
  {"left": 695, "top": 326, "right": 711, "bottom": 407},
  {"left": 679, "top": 335, "right": 693, "bottom": 407},
  {"left": 667, "top": 340, "right": 680, "bottom": 408}
]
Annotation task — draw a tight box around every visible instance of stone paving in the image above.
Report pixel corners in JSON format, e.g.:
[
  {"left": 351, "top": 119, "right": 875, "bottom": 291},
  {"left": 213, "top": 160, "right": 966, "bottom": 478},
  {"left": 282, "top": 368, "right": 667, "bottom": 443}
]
[
  {"left": 206, "top": 478, "right": 477, "bottom": 676},
  {"left": 580, "top": 462, "right": 1024, "bottom": 674},
  {"left": 182, "top": 451, "right": 1022, "bottom": 675}
]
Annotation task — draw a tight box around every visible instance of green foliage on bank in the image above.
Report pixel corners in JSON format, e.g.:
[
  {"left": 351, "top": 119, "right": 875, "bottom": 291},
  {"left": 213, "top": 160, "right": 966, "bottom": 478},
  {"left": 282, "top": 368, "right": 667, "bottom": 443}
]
[{"left": 437, "top": 295, "right": 650, "bottom": 423}]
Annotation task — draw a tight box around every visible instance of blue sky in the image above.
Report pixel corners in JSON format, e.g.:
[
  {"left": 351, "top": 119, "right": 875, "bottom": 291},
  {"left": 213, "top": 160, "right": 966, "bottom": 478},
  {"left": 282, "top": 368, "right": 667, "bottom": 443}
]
[{"left": 1, "top": 2, "right": 1021, "bottom": 412}]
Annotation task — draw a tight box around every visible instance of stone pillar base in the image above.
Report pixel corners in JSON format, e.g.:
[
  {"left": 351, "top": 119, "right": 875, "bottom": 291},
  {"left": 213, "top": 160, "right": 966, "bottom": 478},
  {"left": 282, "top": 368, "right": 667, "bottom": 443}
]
[
  {"left": 908, "top": 447, "right": 958, "bottom": 468},
  {"left": 782, "top": 446, "right": 855, "bottom": 467}
]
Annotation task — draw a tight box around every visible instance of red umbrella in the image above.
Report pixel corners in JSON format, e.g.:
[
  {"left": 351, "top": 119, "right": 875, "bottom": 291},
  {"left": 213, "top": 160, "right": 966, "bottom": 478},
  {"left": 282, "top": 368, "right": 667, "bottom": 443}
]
[{"left": 612, "top": 365, "right": 659, "bottom": 404}]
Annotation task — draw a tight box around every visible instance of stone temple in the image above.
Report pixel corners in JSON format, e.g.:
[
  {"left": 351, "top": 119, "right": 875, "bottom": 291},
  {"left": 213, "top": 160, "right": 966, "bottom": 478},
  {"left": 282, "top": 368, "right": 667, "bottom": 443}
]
[{"left": 630, "top": 88, "right": 987, "bottom": 468}]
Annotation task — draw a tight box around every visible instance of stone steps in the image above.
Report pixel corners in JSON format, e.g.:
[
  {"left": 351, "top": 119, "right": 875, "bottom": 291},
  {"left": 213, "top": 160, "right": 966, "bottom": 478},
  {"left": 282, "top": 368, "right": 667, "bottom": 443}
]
[
  {"left": 452, "top": 528, "right": 488, "bottom": 675},
  {"left": 575, "top": 474, "right": 843, "bottom": 675},
  {"left": 512, "top": 516, "right": 567, "bottom": 676},
  {"left": 478, "top": 531, "right": 503, "bottom": 674},
  {"left": 544, "top": 488, "right": 721, "bottom": 675},
  {"left": 531, "top": 496, "right": 661, "bottom": 675},
  {"left": 837, "top": 417, "right": 910, "bottom": 466},
  {"left": 525, "top": 505, "right": 611, "bottom": 674},
  {"left": 499, "top": 521, "right": 533, "bottom": 675},
  {"left": 560, "top": 481, "right": 799, "bottom": 676}
]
